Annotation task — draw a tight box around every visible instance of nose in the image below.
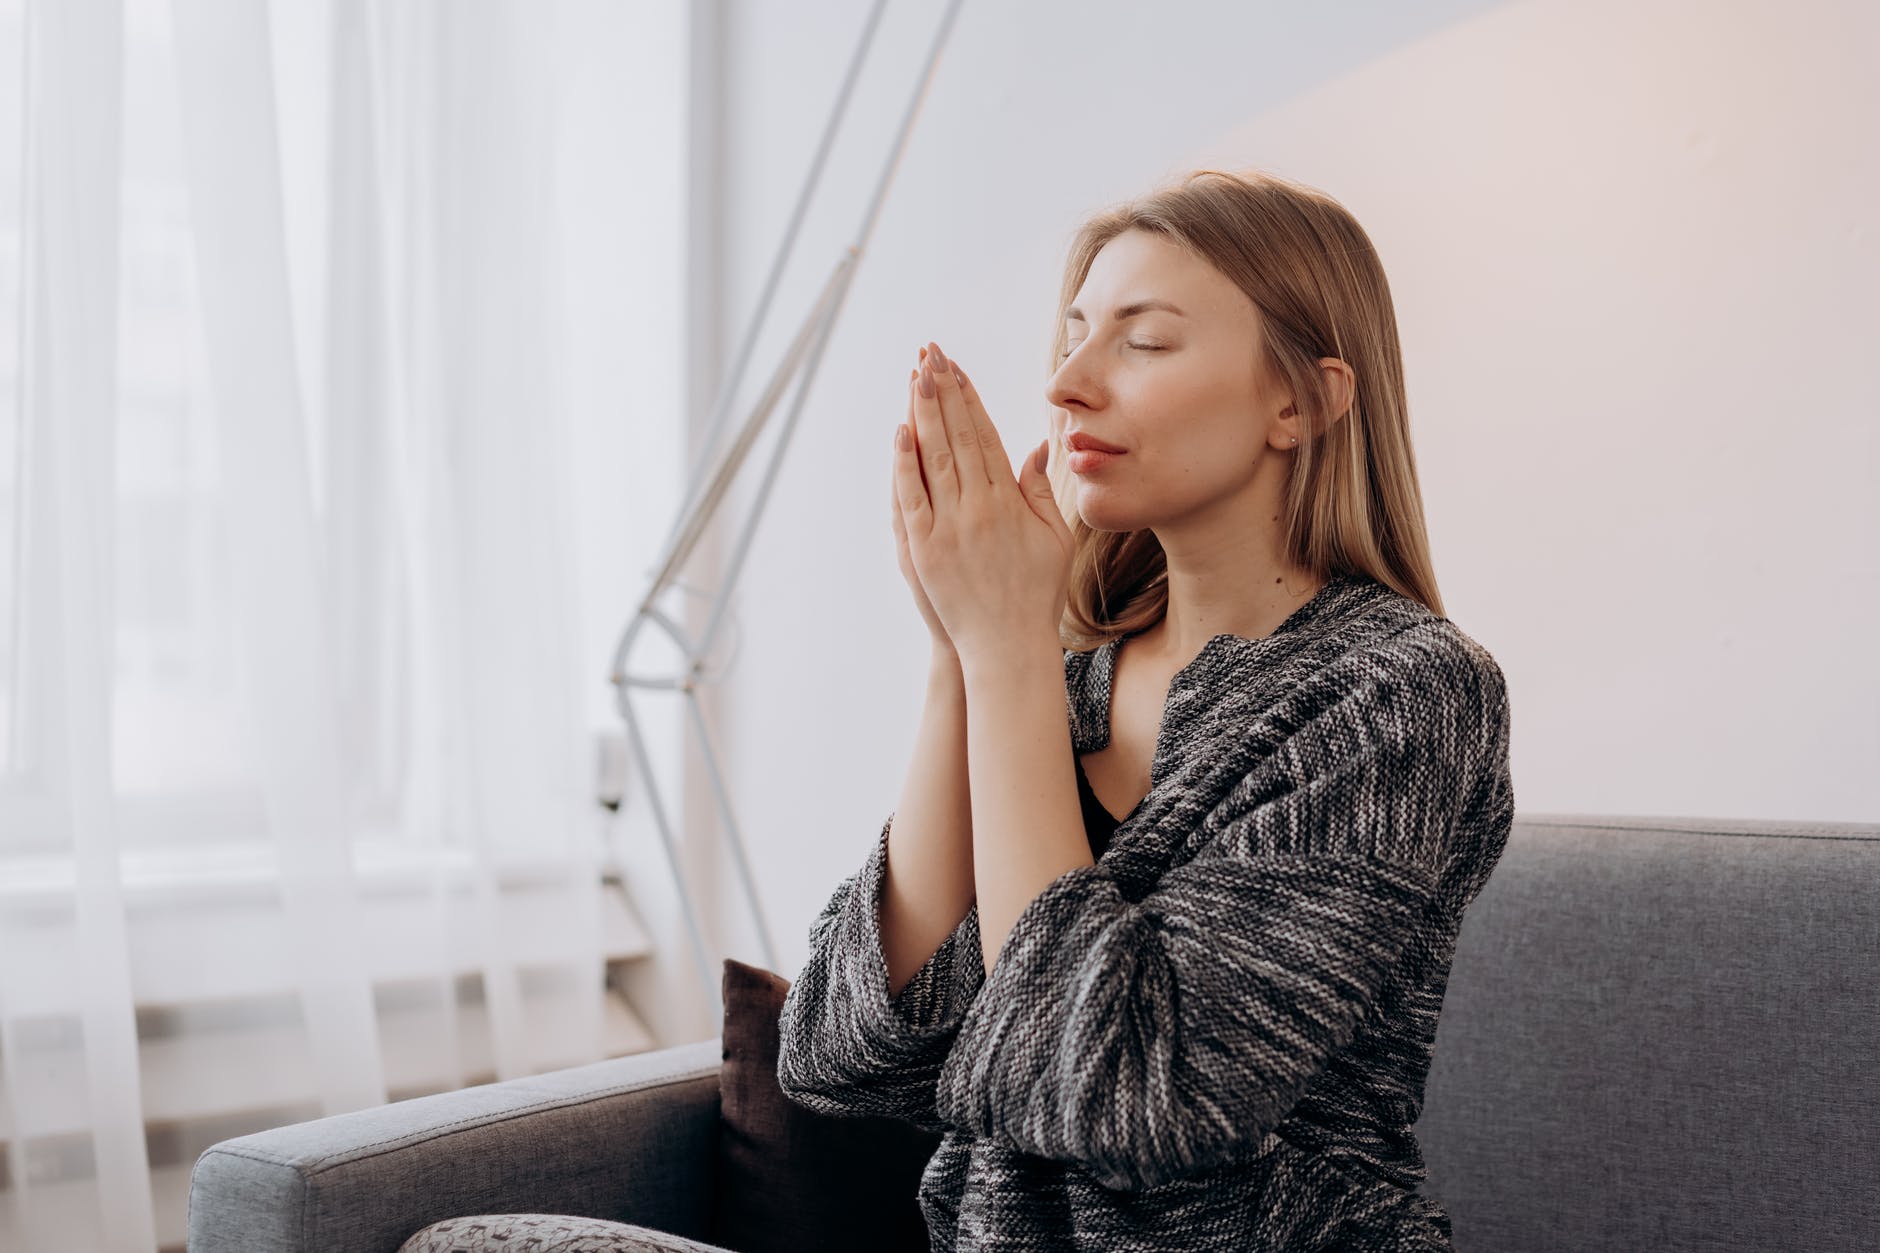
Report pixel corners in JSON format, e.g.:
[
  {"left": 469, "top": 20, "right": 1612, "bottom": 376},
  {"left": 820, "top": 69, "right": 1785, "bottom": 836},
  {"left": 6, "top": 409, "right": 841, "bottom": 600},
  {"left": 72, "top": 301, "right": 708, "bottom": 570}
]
[{"left": 1045, "top": 348, "right": 1101, "bottom": 414}]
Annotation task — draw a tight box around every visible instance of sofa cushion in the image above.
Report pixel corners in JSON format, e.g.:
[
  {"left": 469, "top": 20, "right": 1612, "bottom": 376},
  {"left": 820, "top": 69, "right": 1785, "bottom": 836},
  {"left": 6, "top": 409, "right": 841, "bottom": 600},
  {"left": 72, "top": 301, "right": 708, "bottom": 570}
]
[
  {"left": 1418, "top": 816, "right": 1880, "bottom": 1251},
  {"left": 399, "top": 1213, "right": 734, "bottom": 1251},
  {"left": 708, "top": 958, "right": 940, "bottom": 1253}
]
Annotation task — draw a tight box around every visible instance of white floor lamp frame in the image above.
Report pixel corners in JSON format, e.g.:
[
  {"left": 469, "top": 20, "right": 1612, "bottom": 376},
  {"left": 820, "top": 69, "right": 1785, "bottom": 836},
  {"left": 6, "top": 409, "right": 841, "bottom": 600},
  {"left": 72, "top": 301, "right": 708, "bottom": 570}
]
[{"left": 606, "top": 0, "right": 968, "bottom": 1025}]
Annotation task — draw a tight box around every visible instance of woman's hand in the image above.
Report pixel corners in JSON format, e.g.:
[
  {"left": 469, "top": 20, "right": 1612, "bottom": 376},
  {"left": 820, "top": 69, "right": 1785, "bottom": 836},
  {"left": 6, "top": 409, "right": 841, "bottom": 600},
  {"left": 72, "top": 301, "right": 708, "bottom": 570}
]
[
  {"left": 892, "top": 341, "right": 1073, "bottom": 669},
  {"left": 891, "top": 349, "right": 953, "bottom": 653}
]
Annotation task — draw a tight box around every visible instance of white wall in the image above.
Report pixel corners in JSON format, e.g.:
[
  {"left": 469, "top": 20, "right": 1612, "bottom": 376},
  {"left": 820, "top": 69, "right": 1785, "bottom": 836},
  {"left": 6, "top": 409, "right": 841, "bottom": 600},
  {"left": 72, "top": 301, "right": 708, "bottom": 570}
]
[
  {"left": 674, "top": 0, "right": 1878, "bottom": 998},
  {"left": 552, "top": 0, "right": 714, "bottom": 1043}
]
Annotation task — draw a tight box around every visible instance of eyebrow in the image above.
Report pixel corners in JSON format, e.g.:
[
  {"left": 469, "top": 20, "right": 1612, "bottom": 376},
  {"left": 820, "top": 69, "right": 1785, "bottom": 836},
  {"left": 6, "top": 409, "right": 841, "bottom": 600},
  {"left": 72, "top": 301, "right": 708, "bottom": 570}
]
[{"left": 1064, "top": 299, "right": 1187, "bottom": 323}]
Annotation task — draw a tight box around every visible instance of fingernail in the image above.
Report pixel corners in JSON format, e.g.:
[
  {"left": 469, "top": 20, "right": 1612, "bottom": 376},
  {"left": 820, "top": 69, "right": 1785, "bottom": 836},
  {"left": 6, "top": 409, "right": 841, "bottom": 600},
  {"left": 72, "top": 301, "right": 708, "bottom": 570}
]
[
  {"left": 896, "top": 424, "right": 911, "bottom": 451},
  {"left": 929, "top": 342, "right": 950, "bottom": 373},
  {"left": 918, "top": 361, "right": 935, "bottom": 398}
]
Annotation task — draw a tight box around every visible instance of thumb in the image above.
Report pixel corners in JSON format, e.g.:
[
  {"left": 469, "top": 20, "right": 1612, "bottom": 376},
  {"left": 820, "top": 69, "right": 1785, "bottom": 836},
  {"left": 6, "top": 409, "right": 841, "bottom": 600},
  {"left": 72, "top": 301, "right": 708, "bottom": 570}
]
[
  {"left": 1020, "top": 438, "right": 1058, "bottom": 508},
  {"left": 1026, "top": 437, "right": 1050, "bottom": 480}
]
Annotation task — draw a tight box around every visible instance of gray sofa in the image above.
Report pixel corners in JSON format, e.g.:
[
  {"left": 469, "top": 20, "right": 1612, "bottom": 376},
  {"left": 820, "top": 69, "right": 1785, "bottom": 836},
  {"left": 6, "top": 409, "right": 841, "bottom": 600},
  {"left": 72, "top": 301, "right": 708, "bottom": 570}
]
[{"left": 187, "top": 813, "right": 1880, "bottom": 1252}]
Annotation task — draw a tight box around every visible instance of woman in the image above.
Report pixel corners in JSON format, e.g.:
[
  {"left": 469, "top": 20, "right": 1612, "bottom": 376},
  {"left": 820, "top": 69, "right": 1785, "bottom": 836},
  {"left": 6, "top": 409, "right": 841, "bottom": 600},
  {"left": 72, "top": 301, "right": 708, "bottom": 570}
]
[{"left": 776, "top": 168, "right": 1514, "bottom": 1251}]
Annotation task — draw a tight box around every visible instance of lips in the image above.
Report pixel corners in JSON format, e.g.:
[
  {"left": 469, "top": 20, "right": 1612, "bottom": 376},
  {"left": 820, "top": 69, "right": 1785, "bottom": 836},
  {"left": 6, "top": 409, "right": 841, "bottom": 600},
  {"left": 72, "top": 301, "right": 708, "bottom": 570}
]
[{"left": 1065, "top": 431, "right": 1126, "bottom": 454}]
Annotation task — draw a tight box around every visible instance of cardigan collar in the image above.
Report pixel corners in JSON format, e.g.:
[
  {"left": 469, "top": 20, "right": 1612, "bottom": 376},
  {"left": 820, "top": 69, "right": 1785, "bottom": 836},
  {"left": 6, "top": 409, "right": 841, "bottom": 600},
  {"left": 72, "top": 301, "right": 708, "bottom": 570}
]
[{"left": 1060, "top": 572, "right": 1417, "bottom": 881}]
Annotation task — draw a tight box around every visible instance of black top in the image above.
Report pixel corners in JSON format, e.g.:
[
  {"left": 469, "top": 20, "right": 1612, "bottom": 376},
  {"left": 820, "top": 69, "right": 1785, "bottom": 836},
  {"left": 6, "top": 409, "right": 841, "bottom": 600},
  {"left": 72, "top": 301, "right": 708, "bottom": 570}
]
[{"left": 1073, "top": 753, "right": 1136, "bottom": 861}]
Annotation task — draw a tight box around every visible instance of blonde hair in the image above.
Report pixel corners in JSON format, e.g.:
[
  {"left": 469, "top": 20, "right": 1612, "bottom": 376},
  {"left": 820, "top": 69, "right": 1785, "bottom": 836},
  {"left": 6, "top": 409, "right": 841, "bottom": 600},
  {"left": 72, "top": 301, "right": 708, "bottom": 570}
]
[{"left": 1045, "top": 168, "right": 1446, "bottom": 651}]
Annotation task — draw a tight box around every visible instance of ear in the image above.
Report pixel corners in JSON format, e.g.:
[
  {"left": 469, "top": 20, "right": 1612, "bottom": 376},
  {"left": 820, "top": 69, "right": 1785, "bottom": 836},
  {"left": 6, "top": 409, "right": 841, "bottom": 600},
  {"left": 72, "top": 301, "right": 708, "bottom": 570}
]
[{"left": 1319, "top": 357, "right": 1356, "bottom": 425}]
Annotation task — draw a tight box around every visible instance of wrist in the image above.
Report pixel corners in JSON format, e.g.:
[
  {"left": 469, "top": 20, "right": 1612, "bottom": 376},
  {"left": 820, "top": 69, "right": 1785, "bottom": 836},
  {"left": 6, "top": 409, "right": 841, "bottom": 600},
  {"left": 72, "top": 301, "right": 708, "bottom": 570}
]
[
  {"left": 928, "top": 643, "right": 964, "bottom": 684},
  {"left": 957, "top": 633, "right": 1062, "bottom": 690}
]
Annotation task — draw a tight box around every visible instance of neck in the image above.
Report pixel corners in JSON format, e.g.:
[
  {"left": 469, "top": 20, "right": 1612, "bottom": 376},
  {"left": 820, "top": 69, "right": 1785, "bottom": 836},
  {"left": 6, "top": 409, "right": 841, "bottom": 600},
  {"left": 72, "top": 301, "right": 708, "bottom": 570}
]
[{"left": 1143, "top": 561, "right": 1326, "bottom": 662}]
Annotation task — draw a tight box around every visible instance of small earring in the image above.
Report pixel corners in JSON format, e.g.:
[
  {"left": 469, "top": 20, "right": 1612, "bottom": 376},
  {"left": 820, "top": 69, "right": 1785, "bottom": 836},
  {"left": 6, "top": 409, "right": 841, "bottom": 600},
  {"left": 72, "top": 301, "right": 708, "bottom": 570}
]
[{"left": 1290, "top": 436, "right": 1298, "bottom": 446}]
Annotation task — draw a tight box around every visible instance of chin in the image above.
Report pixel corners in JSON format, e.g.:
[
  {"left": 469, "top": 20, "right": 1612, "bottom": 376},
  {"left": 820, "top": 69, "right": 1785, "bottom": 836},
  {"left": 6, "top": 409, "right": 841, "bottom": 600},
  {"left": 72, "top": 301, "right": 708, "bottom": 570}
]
[{"left": 1074, "top": 491, "right": 1151, "bottom": 534}]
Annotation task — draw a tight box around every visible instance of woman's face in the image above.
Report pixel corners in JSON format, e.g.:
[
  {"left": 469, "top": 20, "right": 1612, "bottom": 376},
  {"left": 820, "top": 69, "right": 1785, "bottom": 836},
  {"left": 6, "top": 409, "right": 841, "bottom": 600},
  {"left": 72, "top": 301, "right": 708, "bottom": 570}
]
[{"left": 1047, "top": 228, "right": 1289, "bottom": 534}]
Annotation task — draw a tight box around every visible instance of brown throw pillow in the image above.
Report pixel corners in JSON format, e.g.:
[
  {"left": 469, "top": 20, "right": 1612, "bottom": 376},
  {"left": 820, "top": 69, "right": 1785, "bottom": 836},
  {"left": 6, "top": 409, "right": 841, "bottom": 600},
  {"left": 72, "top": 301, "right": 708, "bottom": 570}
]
[{"left": 707, "top": 958, "right": 941, "bottom": 1253}]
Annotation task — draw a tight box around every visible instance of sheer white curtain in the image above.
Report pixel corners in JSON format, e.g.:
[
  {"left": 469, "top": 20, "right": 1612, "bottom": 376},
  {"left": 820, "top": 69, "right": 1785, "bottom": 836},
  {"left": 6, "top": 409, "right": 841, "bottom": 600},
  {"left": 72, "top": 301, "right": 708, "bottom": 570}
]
[{"left": 0, "top": 2, "right": 612, "bottom": 1249}]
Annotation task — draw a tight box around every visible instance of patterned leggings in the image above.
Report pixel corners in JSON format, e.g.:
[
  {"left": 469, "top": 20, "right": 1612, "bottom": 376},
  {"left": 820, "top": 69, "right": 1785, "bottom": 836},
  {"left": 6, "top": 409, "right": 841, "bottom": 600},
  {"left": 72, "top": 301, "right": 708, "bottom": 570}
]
[{"left": 397, "top": 1213, "right": 736, "bottom": 1252}]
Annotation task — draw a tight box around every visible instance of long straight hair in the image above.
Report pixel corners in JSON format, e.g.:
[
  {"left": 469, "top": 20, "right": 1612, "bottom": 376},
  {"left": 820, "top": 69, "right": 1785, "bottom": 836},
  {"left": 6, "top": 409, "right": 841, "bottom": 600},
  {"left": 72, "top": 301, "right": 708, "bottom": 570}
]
[{"left": 1044, "top": 169, "right": 1445, "bottom": 651}]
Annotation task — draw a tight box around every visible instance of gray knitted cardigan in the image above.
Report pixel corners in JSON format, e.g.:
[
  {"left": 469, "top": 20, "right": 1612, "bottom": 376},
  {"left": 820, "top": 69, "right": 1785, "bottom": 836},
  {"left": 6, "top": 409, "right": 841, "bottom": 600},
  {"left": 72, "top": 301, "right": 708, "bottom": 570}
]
[{"left": 776, "top": 572, "right": 1514, "bottom": 1251}]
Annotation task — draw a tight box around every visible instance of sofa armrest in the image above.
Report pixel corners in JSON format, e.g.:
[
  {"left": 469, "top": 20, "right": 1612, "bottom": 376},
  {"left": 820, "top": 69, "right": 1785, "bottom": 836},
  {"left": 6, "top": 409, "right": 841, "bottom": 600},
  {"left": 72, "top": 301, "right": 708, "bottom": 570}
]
[{"left": 187, "top": 1037, "right": 724, "bottom": 1253}]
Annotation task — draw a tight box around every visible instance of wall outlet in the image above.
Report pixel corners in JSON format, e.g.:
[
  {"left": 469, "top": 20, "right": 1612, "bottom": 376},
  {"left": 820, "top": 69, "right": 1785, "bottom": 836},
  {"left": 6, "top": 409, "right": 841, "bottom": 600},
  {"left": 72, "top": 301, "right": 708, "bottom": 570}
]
[{"left": 594, "top": 730, "right": 635, "bottom": 812}]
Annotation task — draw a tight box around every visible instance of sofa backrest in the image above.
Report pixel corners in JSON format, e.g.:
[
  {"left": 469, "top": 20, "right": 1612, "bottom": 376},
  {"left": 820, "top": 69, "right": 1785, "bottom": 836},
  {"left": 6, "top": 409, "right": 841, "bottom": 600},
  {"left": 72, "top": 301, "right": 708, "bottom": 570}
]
[{"left": 1419, "top": 814, "right": 1879, "bottom": 1252}]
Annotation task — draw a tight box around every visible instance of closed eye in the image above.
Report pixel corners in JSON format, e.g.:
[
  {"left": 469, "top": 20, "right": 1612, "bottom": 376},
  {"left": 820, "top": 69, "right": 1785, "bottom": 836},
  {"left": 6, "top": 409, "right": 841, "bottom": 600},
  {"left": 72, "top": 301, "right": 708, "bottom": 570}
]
[{"left": 1057, "top": 342, "right": 1167, "bottom": 360}]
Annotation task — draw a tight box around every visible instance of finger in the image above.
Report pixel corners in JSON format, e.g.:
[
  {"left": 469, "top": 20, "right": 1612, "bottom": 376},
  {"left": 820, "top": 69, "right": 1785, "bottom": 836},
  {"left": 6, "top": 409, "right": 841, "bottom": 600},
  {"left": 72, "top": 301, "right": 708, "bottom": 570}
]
[
  {"left": 892, "top": 368, "right": 917, "bottom": 539},
  {"left": 1020, "top": 437, "right": 1062, "bottom": 518},
  {"left": 1011, "top": 414, "right": 1071, "bottom": 532},
  {"left": 951, "top": 360, "right": 1017, "bottom": 481},
  {"left": 913, "top": 350, "right": 960, "bottom": 506},
  {"left": 909, "top": 365, "right": 939, "bottom": 495},
  {"left": 926, "top": 342, "right": 992, "bottom": 492},
  {"left": 891, "top": 463, "right": 908, "bottom": 546},
  {"left": 893, "top": 398, "right": 933, "bottom": 539}
]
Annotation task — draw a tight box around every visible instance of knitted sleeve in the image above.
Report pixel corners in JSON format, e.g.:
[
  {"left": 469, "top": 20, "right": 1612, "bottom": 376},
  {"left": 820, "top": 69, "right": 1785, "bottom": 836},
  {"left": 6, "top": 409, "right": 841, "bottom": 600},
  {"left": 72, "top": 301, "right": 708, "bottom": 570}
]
[
  {"left": 932, "top": 628, "right": 1509, "bottom": 1192},
  {"left": 775, "top": 813, "right": 986, "bottom": 1132}
]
